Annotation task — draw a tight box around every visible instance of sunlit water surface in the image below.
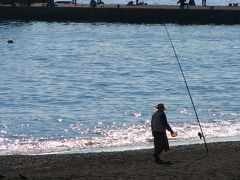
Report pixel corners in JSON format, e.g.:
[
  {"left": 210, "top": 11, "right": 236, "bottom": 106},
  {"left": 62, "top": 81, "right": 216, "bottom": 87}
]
[{"left": 0, "top": 21, "right": 239, "bottom": 154}]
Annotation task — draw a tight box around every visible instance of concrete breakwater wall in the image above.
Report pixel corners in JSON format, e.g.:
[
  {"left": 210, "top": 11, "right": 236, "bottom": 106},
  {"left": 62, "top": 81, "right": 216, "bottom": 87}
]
[{"left": 0, "top": 4, "right": 240, "bottom": 24}]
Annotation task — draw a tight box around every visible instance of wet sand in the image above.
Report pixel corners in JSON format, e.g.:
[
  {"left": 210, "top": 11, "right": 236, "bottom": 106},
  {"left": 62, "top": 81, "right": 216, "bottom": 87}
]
[{"left": 0, "top": 141, "right": 239, "bottom": 179}]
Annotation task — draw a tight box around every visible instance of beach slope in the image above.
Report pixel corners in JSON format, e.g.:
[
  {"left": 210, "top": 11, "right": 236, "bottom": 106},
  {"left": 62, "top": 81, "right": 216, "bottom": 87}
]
[{"left": 0, "top": 141, "right": 239, "bottom": 179}]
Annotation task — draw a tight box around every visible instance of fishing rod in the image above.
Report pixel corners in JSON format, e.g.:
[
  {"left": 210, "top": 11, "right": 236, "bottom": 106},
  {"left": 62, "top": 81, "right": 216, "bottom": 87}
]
[{"left": 163, "top": 24, "right": 209, "bottom": 154}]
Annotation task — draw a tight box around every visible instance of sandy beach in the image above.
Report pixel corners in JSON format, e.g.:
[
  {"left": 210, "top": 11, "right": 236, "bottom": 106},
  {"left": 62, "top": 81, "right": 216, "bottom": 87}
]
[{"left": 0, "top": 141, "right": 239, "bottom": 179}]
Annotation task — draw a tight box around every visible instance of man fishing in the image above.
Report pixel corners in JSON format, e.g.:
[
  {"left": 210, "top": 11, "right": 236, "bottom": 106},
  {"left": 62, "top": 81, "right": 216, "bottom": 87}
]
[{"left": 151, "top": 103, "right": 176, "bottom": 164}]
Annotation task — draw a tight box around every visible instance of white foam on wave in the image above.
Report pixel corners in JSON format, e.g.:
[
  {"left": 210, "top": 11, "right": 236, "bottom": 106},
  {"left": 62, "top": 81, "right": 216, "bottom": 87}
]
[
  {"left": 173, "top": 119, "right": 240, "bottom": 140},
  {"left": 0, "top": 119, "right": 239, "bottom": 155}
]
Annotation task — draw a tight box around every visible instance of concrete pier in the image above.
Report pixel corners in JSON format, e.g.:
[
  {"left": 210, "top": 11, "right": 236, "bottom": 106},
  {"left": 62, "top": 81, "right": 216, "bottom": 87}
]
[{"left": 0, "top": 4, "right": 240, "bottom": 24}]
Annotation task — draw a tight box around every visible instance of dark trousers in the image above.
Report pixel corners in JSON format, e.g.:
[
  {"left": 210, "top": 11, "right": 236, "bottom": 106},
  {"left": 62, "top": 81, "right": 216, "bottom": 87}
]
[{"left": 152, "top": 131, "right": 168, "bottom": 160}]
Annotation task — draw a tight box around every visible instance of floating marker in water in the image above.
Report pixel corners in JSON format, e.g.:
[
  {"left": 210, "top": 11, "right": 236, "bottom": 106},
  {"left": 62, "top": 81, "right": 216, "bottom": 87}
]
[{"left": 7, "top": 39, "right": 14, "bottom": 44}]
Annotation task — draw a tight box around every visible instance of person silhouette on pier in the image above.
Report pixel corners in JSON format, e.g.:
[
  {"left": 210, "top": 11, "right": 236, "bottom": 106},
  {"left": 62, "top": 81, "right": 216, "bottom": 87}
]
[
  {"left": 177, "top": 0, "right": 189, "bottom": 9},
  {"left": 189, "top": 0, "right": 196, "bottom": 6},
  {"left": 90, "top": 0, "right": 97, "bottom": 7},
  {"left": 202, "top": 0, "right": 206, "bottom": 6}
]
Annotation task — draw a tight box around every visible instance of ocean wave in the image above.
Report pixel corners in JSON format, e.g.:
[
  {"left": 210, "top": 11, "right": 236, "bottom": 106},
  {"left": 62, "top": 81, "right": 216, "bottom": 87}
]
[{"left": 0, "top": 119, "right": 239, "bottom": 155}]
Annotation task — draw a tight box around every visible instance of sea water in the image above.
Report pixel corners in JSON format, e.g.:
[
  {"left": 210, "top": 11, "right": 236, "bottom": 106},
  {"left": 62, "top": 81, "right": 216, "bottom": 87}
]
[{"left": 0, "top": 21, "right": 239, "bottom": 155}]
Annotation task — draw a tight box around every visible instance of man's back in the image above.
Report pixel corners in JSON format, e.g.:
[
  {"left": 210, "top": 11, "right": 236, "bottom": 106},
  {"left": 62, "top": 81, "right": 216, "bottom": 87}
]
[{"left": 151, "top": 110, "right": 166, "bottom": 133}]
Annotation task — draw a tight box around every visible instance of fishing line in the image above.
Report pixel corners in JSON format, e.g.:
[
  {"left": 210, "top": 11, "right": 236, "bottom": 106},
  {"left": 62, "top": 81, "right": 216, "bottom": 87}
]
[{"left": 163, "top": 24, "right": 209, "bottom": 154}]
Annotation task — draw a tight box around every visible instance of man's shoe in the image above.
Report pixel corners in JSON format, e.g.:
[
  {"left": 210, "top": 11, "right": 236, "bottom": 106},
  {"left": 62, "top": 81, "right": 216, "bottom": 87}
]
[{"left": 155, "top": 159, "right": 163, "bottom": 164}]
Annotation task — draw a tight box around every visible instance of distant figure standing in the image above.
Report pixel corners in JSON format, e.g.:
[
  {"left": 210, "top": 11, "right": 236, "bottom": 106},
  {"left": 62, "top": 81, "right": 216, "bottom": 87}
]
[
  {"left": 47, "top": 0, "right": 55, "bottom": 7},
  {"left": 177, "top": 0, "right": 189, "bottom": 9},
  {"left": 97, "top": 0, "right": 104, "bottom": 4},
  {"left": 189, "top": 0, "right": 195, "bottom": 6},
  {"left": 202, "top": 0, "right": 206, "bottom": 6},
  {"left": 90, "top": 0, "right": 97, "bottom": 7},
  {"left": 151, "top": 103, "right": 176, "bottom": 164}
]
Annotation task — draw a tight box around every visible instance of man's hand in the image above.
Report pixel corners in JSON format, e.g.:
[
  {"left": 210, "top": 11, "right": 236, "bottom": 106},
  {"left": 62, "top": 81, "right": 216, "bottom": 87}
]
[{"left": 171, "top": 132, "right": 177, "bottom": 137}]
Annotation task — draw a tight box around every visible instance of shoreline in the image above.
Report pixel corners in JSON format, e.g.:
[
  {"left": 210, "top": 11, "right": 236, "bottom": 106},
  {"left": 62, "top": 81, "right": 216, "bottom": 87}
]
[
  {"left": 0, "top": 141, "right": 239, "bottom": 179},
  {"left": 42, "top": 136, "right": 240, "bottom": 155}
]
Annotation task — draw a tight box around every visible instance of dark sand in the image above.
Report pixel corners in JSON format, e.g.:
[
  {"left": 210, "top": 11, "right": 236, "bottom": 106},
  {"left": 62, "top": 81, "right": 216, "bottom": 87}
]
[{"left": 0, "top": 141, "right": 239, "bottom": 179}]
